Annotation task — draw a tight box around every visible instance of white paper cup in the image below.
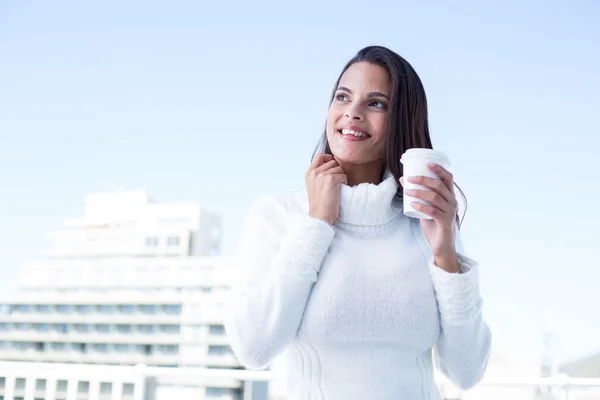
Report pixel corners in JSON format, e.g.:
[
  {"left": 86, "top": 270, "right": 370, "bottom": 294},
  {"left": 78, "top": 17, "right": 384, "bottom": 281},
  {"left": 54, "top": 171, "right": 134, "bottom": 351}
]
[{"left": 400, "top": 148, "right": 451, "bottom": 219}]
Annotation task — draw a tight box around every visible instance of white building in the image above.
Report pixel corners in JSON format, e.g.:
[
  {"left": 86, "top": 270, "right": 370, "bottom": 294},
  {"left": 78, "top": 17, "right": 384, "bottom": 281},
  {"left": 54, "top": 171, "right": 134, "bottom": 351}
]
[{"left": 0, "top": 190, "right": 265, "bottom": 400}]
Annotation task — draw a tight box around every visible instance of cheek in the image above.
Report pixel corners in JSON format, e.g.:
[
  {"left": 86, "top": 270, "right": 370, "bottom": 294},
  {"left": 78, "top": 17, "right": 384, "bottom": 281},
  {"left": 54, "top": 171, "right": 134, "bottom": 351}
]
[
  {"left": 325, "top": 119, "right": 334, "bottom": 142},
  {"left": 326, "top": 106, "right": 340, "bottom": 136},
  {"left": 373, "top": 115, "right": 388, "bottom": 140}
]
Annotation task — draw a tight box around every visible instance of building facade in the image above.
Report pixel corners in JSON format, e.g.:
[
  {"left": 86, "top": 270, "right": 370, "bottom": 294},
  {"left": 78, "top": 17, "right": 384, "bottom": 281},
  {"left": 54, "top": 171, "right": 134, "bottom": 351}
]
[{"left": 0, "top": 190, "right": 253, "bottom": 399}]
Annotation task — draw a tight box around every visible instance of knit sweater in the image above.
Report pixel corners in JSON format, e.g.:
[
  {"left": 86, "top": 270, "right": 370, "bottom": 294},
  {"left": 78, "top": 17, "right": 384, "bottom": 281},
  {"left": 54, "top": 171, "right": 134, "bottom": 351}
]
[{"left": 224, "top": 173, "right": 492, "bottom": 400}]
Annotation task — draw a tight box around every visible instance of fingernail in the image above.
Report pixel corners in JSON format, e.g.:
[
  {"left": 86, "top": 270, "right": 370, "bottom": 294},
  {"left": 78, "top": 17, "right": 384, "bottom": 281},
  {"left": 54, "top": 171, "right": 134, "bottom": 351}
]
[
  {"left": 408, "top": 176, "right": 417, "bottom": 182},
  {"left": 428, "top": 163, "right": 437, "bottom": 168}
]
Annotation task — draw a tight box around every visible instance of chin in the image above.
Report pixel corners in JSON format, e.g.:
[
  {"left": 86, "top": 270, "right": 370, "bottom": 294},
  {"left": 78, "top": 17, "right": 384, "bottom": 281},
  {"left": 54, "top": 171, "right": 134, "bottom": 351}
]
[{"left": 332, "top": 152, "right": 371, "bottom": 165}]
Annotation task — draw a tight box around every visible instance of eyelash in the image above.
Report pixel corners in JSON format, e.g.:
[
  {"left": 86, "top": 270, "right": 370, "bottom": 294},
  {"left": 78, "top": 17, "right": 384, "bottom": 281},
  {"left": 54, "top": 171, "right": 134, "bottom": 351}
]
[{"left": 335, "top": 94, "right": 387, "bottom": 110}]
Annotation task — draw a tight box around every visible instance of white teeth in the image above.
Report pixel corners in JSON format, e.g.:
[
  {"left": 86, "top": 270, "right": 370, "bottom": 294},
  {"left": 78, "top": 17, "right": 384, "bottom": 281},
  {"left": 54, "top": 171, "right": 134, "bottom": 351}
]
[{"left": 341, "top": 129, "right": 368, "bottom": 138}]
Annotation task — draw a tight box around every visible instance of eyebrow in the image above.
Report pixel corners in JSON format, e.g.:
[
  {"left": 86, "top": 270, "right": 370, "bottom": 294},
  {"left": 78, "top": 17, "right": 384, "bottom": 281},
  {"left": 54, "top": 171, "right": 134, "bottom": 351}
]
[{"left": 337, "top": 86, "right": 389, "bottom": 100}]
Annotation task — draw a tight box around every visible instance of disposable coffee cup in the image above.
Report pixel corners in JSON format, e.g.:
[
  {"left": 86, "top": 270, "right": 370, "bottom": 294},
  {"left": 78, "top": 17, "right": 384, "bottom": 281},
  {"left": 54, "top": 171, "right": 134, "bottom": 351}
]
[{"left": 400, "top": 148, "right": 451, "bottom": 219}]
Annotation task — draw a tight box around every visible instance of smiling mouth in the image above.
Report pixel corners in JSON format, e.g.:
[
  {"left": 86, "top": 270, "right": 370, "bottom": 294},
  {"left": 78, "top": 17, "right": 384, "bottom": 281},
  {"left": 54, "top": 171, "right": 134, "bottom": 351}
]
[{"left": 338, "top": 128, "right": 371, "bottom": 138}]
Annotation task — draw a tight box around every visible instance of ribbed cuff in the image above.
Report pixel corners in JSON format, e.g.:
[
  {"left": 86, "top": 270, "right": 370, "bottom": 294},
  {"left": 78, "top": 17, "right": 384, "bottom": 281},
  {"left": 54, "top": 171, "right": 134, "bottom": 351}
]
[
  {"left": 276, "top": 213, "right": 336, "bottom": 282},
  {"left": 429, "top": 253, "right": 482, "bottom": 326}
]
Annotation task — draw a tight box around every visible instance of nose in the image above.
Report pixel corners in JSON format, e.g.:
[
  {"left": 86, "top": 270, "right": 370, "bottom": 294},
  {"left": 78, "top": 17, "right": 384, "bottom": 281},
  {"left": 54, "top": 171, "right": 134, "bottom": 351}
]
[{"left": 344, "top": 104, "right": 364, "bottom": 121}]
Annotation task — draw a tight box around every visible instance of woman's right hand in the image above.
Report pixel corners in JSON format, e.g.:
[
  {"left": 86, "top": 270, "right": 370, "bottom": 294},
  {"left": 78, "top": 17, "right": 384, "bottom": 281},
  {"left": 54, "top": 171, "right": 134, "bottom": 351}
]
[{"left": 305, "top": 154, "right": 347, "bottom": 225}]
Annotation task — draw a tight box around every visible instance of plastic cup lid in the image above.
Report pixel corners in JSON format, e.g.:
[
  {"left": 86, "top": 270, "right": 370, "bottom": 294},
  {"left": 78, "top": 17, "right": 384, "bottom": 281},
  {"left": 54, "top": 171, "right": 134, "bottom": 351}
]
[{"left": 400, "top": 148, "right": 450, "bottom": 165}]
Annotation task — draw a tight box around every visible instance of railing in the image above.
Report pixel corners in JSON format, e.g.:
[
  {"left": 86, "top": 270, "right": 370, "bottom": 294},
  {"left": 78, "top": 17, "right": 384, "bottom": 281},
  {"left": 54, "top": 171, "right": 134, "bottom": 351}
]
[{"left": 0, "top": 361, "right": 599, "bottom": 400}]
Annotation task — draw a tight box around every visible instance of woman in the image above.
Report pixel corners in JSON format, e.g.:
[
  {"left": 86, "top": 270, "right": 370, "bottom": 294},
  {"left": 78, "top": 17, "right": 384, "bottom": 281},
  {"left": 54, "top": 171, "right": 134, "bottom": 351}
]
[{"left": 225, "top": 45, "right": 492, "bottom": 399}]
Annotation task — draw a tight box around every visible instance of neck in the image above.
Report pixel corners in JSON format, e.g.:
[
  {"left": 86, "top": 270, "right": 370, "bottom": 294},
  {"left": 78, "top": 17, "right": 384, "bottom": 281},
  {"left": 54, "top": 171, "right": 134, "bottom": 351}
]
[
  {"left": 335, "top": 167, "right": 403, "bottom": 232},
  {"left": 336, "top": 159, "right": 384, "bottom": 187}
]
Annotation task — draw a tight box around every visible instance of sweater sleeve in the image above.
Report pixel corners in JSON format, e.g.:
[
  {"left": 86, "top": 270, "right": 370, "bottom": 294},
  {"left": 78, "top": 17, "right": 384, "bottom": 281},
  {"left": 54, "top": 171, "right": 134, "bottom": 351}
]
[
  {"left": 430, "top": 229, "right": 492, "bottom": 390},
  {"left": 224, "top": 195, "right": 335, "bottom": 370}
]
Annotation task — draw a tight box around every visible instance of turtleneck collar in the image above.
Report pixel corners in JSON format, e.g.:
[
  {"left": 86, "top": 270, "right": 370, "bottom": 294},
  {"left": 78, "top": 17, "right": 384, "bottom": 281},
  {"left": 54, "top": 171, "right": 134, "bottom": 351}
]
[{"left": 335, "top": 170, "right": 403, "bottom": 232}]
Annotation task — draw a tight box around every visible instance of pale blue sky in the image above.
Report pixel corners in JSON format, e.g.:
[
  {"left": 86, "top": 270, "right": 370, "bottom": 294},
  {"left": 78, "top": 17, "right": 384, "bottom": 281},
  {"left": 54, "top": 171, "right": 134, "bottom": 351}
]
[{"left": 1, "top": 0, "right": 598, "bottom": 364}]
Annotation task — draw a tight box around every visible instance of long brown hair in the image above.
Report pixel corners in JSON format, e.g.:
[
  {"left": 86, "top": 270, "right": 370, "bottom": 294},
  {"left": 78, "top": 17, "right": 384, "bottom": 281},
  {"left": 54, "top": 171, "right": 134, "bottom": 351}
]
[{"left": 313, "top": 45, "right": 467, "bottom": 226}]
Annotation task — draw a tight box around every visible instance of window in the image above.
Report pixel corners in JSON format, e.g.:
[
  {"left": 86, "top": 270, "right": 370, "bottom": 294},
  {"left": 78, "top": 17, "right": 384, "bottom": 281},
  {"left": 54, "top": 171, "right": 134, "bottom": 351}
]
[
  {"left": 35, "top": 342, "right": 44, "bottom": 351},
  {"left": 167, "top": 236, "right": 179, "bottom": 246},
  {"left": 75, "top": 305, "right": 92, "bottom": 314},
  {"left": 13, "top": 341, "right": 29, "bottom": 350},
  {"left": 138, "top": 325, "right": 154, "bottom": 334},
  {"left": 56, "top": 305, "right": 72, "bottom": 314},
  {"left": 0, "top": 323, "right": 8, "bottom": 331},
  {"left": 15, "top": 323, "right": 32, "bottom": 331},
  {"left": 36, "top": 324, "right": 51, "bottom": 332},
  {"left": 91, "top": 343, "right": 108, "bottom": 353},
  {"left": 156, "top": 345, "right": 178, "bottom": 354},
  {"left": 139, "top": 305, "right": 156, "bottom": 314},
  {"left": 162, "top": 304, "right": 181, "bottom": 315},
  {"left": 15, "top": 305, "right": 32, "bottom": 313},
  {"left": 51, "top": 342, "right": 67, "bottom": 352},
  {"left": 77, "top": 381, "right": 90, "bottom": 394},
  {"left": 122, "top": 383, "right": 134, "bottom": 396},
  {"left": 118, "top": 305, "right": 135, "bottom": 314},
  {"left": 72, "top": 343, "right": 86, "bottom": 353},
  {"left": 15, "top": 378, "right": 26, "bottom": 390},
  {"left": 96, "top": 305, "right": 114, "bottom": 314},
  {"left": 209, "top": 325, "right": 226, "bottom": 335},
  {"left": 134, "top": 344, "right": 152, "bottom": 355},
  {"left": 116, "top": 324, "right": 132, "bottom": 334},
  {"left": 114, "top": 344, "right": 131, "bottom": 353},
  {"left": 94, "top": 324, "right": 110, "bottom": 333},
  {"left": 208, "top": 345, "right": 230, "bottom": 355},
  {"left": 73, "top": 324, "right": 90, "bottom": 333},
  {"left": 35, "top": 379, "right": 46, "bottom": 391},
  {"left": 159, "top": 324, "right": 180, "bottom": 334},
  {"left": 56, "top": 380, "right": 68, "bottom": 393},
  {"left": 99, "top": 382, "right": 112, "bottom": 394},
  {"left": 206, "top": 387, "right": 226, "bottom": 396},
  {"left": 145, "top": 237, "right": 159, "bottom": 247},
  {"left": 36, "top": 304, "right": 52, "bottom": 313},
  {"left": 52, "top": 324, "right": 68, "bottom": 333}
]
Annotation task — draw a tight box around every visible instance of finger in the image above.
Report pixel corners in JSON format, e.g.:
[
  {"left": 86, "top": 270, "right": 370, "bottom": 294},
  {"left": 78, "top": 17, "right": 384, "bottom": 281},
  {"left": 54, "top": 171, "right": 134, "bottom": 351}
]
[
  {"left": 322, "top": 166, "right": 344, "bottom": 175},
  {"left": 427, "top": 164, "right": 455, "bottom": 194},
  {"left": 309, "top": 153, "right": 335, "bottom": 170},
  {"left": 314, "top": 159, "right": 339, "bottom": 174},
  {"left": 410, "top": 201, "right": 448, "bottom": 222},
  {"left": 405, "top": 189, "right": 453, "bottom": 213},
  {"left": 306, "top": 156, "right": 336, "bottom": 180},
  {"left": 331, "top": 173, "right": 348, "bottom": 185},
  {"left": 406, "top": 175, "right": 453, "bottom": 204}
]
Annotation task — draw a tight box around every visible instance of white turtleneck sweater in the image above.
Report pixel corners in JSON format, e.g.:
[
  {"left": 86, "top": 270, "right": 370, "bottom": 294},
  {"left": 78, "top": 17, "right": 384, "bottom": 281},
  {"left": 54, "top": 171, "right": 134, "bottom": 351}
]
[{"left": 224, "top": 174, "right": 492, "bottom": 400}]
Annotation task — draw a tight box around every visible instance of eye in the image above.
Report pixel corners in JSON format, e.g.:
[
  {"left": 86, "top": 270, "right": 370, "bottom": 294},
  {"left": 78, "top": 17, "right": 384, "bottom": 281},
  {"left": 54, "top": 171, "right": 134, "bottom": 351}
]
[
  {"left": 370, "top": 101, "right": 387, "bottom": 110},
  {"left": 335, "top": 93, "right": 350, "bottom": 102}
]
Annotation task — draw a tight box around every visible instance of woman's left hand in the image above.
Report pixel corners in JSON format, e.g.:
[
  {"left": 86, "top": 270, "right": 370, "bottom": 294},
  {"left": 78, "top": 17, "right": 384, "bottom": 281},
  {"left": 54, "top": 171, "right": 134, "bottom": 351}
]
[{"left": 400, "top": 164, "right": 460, "bottom": 273}]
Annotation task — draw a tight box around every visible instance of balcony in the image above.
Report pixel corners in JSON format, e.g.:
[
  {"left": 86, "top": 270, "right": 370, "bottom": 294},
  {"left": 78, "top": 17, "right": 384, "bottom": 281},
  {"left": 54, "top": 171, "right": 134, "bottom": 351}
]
[
  {"left": 0, "top": 350, "right": 180, "bottom": 366},
  {"left": 0, "top": 361, "right": 246, "bottom": 400},
  {"left": 203, "top": 355, "right": 240, "bottom": 368},
  {"left": 0, "top": 314, "right": 181, "bottom": 324},
  {"left": 0, "top": 361, "right": 599, "bottom": 400},
  {"left": 0, "top": 331, "right": 182, "bottom": 345}
]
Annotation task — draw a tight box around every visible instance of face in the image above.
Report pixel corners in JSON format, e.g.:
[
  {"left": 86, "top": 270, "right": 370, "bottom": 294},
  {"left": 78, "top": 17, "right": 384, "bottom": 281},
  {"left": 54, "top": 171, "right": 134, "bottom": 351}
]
[{"left": 326, "top": 61, "right": 390, "bottom": 165}]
